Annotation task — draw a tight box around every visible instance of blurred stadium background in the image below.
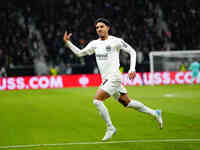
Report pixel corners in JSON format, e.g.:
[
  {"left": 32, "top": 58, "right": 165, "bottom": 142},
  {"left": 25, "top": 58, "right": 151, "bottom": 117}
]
[
  {"left": 0, "top": 0, "right": 199, "bottom": 76},
  {"left": 0, "top": 0, "right": 200, "bottom": 150}
]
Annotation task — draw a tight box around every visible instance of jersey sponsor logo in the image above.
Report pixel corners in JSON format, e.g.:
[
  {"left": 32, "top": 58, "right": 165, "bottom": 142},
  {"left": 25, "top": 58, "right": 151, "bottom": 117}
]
[{"left": 96, "top": 53, "right": 108, "bottom": 60}]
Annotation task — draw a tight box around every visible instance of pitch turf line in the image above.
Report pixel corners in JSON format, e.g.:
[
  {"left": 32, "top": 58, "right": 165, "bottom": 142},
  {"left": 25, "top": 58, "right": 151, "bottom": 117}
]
[{"left": 0, "top": 139, "right": 200, "bottom": 149}]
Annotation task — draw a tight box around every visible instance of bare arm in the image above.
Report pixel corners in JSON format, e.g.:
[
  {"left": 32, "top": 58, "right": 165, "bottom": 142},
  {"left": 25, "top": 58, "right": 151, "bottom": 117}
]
[{"left": 63, "top": 32, "right": 94, "bottom": 57}]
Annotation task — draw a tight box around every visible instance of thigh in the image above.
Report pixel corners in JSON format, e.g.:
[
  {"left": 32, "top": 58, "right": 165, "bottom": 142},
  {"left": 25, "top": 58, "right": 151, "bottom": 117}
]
[
  {"left": 113, "top": 84, "right": 127, "bottom": 100},
  {"left": 100, "top": 79, "right": 121, "bottom": 96},
  {"left": 94, "top": 88, "right": 110, "bottom": 101},
  {"left": 112, "top": 85, "right": 130, "bottom": 107}
]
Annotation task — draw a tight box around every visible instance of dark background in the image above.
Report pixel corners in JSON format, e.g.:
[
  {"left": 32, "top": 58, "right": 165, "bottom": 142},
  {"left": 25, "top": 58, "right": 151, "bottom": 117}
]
[{"left": 0, "top": 0, "right": 199, "bottom": 76}]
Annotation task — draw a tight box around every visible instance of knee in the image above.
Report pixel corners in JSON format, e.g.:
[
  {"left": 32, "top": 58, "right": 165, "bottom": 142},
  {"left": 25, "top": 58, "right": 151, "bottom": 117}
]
[
  {"left": 118, "top": 98, "right": 129, "bottom": 107},
  {"left": 93, "top": 99, "right": 102, "bottom": 107}
]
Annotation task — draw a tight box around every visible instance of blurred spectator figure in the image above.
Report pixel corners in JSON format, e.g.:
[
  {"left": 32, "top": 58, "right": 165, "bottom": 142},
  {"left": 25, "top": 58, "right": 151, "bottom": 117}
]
[
  {"left": 34, "top": 57, "right": 49, "bottom": 75},
  {"left": 65, "top": 63, "right": 72, "bottom": 74},
  {"left": 50, "top": 65, "right": 57, "bottom": 76},
  {"left": 136, "top": 50, "right": 144, "bottom": 64},
  {"left": 136, "top": 50, "right": 144, "bottom": 72},
  {"left": 154, "top": 3, "right": 171, "bottom": 39},
  {"left": 31, "top": 33, "right": 39, "bottom": 51},
  {"left": 180, "top": 62, "right": 186, "bottom": 72},
  {"left": 119, "top": 66, "right": 124, "bottom": 73},
  {"left": 0, "top": 49, "right": 4, "bottom": 65},
  {"left": 162, "top": 38, "right": 176, "bottom": 51},
  {"left": 189, "top": 60, "right": 200, "bottom": 84},
  {"left": 0, "top": 66, "right": 7, "bottom": 77},
  {"left": 93, "top": 66, "right": 99, "bottom": 74},
  {"left": 58, "top": 61, "right": 66, "bottom": 75}
]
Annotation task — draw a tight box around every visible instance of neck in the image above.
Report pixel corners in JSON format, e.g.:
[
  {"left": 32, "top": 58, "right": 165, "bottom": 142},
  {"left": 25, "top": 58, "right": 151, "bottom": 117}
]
[
  {"left": 100, "top": 36, "right": 108, "bottom": 40},
  {"left": 100, "top": 35, "right": 109, "bottom": 40}
]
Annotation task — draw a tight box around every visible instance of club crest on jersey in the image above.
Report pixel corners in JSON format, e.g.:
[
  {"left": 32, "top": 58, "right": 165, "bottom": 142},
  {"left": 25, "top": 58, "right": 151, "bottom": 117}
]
[{"left": 105, "top": 45, "right": 111, "bottom": 52}]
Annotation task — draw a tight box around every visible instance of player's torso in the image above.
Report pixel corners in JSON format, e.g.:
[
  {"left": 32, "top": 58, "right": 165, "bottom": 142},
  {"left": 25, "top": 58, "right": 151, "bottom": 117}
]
[{"left": 93, "top": 37, "right": 121, "bottom": 80}]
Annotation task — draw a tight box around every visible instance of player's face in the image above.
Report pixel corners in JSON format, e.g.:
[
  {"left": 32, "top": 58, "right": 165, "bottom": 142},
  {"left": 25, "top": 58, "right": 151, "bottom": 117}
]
[{"left": 96, "top": 22, "right": 110, "bottom": 40}]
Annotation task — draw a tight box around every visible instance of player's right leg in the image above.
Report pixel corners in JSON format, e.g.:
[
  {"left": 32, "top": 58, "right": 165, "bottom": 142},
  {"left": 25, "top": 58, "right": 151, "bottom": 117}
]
[{"left": 93, "top": 87, "right": 116, "bottom": 141}]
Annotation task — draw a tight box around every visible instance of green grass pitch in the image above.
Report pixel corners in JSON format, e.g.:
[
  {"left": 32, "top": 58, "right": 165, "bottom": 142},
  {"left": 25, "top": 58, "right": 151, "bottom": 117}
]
[{"left": 0, "top": 85, "right": 200, "bottom": 150}]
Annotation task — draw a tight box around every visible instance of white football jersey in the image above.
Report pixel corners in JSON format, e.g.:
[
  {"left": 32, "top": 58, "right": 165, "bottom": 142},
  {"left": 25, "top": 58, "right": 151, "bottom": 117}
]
[{"left": 66, "top": 35, "right": 136, "bottom": 81}]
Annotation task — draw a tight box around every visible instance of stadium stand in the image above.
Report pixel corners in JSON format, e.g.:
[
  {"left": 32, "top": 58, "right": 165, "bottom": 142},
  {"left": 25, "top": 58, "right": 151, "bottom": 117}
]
[{"left": 0, "top": 0, "right": 199, "bottom": 76}]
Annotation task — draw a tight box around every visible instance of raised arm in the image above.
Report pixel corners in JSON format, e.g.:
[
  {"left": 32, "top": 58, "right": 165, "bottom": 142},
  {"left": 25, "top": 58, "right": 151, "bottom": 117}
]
[
  {"left": 63, "top": 32, "right": 94, "bottom": 57},
  {"left": 119, "top": 39, "right": 136, "bottom": 80}
]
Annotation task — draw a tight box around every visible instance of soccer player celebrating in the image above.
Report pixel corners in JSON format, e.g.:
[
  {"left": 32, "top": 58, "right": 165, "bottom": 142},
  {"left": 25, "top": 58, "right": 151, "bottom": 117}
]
[{"left": 63, "top": 18, "right": 163, "bottom": 141}]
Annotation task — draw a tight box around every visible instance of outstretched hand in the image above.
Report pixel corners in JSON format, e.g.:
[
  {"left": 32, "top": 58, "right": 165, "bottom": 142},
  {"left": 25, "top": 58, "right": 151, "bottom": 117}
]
[
  {"left": 63, "top": 32, "right": 72, "bottom": 43},
  {"left": 128, "top": 71, "right": 136, "bottom": 80}
]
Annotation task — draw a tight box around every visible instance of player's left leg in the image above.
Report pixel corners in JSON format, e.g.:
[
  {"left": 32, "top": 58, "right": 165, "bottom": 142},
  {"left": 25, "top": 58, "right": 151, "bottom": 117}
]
[
  {"left": 113, "top": 85, "right": 163, "bottom": 129},
  {"left": 119, "top": 93, "right": 163, "bottom": 129}
]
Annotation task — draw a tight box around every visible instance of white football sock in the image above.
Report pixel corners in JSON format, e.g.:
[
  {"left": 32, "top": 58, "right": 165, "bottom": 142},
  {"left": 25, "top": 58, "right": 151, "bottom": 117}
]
[
  {"left": 93, "top": 99, "right": 113, "bottom": 128},
  {"left": 127, "top": 100, "right": 156, "bottom": 116}
]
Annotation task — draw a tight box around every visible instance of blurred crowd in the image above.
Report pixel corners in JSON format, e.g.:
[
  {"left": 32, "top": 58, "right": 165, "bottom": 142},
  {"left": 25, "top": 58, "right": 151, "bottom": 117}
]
[{"left": 0, "top": 0, "right": 200, "bottom": 76}]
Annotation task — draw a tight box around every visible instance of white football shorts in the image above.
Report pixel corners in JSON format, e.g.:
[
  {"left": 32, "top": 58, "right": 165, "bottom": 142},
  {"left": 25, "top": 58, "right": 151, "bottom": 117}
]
[{"left": 100, "top": 79, "right": 127, "bottom": 100}]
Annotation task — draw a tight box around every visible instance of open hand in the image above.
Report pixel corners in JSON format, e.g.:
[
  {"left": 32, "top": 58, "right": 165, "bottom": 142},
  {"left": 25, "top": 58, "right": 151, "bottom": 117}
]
[{"left": 63, "top": 32, "right": 72, "bottom": 43}]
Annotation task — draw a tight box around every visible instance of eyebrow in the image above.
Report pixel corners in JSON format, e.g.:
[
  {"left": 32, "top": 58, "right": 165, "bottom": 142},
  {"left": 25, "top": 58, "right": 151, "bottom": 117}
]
[{"left": 96, "top": 25, "right": 104, "bottom": 28}]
